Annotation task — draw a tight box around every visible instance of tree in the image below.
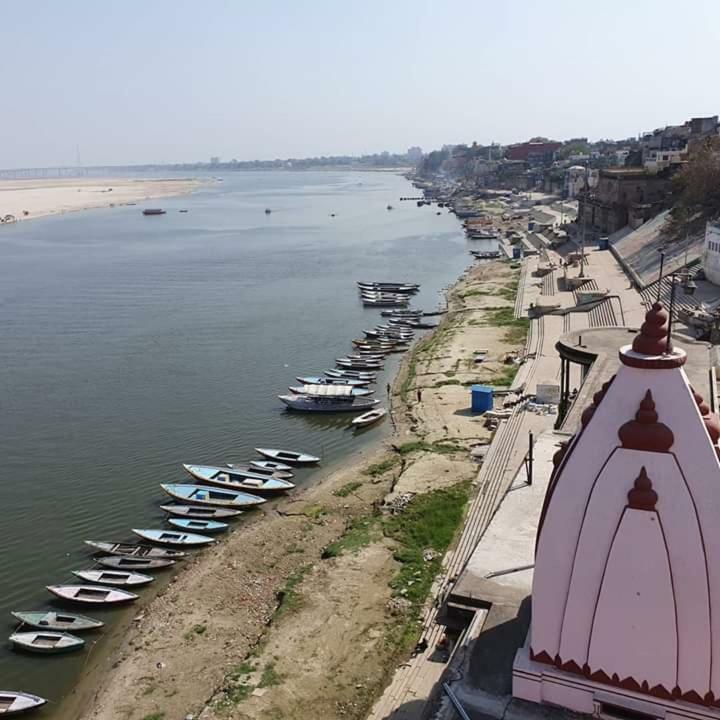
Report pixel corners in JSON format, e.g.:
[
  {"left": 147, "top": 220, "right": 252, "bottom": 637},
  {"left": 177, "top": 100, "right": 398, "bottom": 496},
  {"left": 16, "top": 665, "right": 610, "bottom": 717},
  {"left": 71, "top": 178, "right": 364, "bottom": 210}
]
[{"left": 667, "top": 136, "right": 720, "bottom": 236}]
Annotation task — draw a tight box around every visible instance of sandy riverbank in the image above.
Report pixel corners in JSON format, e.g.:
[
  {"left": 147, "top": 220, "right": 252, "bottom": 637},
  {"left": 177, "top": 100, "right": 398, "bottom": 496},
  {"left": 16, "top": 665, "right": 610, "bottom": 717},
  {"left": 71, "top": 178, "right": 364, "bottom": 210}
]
[
  {"left": 0, "top": 177, "right": 206, "bottom": 222},
  {"left": 60, "top": 258, "right": 525, "bottom": 720}
]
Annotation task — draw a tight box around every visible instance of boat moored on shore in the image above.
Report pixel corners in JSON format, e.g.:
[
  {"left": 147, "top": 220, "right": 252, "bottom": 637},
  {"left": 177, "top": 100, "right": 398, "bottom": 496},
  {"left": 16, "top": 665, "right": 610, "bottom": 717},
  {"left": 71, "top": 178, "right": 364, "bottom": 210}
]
[
  {"left": 182, "top": 464, "right": 294, "bottom": 492},
  {"left": 10, "top": 631, "right": 84, "bottom": 655},
  {"left": 159, "top": 504, "right": 243, "bottom": 520},
  {"left": 131, "top": 528, "right": 215, "bottom": 547},
  {"left": 0, "top": 691, "right": 46, "bottom": 715},
  {"left": 279, "top": 394, "right": 380, "bottom": 413},
  {"left": 85, "top": 541, "right": 186, "bottom": 560},
  {"left": 72, "top": 569, "right": 154, "bottom": 587},
  {"left": 255, "top": 448, "right": 320, "bottom": 464},
  {"left": 47, "top": 585, "right": 138, "bottom": 605},
  {"left": 161, "top": 483, "right": 266, "bottom": 508},
  {"left": 11, "top": 611, "right": 103, "bottom": 633}
]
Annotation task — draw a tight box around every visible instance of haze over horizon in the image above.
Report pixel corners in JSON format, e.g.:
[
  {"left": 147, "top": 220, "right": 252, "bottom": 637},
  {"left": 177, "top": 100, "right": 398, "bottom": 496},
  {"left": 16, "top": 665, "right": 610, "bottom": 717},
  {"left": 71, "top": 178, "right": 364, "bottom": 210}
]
[{"left": 3, "top": 0, "right": 719, "bottom": 169}]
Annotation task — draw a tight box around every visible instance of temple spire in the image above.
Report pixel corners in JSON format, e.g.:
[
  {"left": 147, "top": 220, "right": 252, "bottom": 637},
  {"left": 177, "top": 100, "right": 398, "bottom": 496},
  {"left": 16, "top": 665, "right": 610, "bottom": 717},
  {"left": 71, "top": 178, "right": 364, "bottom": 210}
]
[{"left": 632, "top": 303, "right": 671, "bottom": 356}]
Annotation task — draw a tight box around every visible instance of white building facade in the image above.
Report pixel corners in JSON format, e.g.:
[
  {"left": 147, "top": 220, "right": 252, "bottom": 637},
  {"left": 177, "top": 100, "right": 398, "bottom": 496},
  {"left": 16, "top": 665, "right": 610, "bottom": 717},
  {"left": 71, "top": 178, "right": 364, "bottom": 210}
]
[{"left": 704, "top": 222, "right": 720, "bottom": 286}]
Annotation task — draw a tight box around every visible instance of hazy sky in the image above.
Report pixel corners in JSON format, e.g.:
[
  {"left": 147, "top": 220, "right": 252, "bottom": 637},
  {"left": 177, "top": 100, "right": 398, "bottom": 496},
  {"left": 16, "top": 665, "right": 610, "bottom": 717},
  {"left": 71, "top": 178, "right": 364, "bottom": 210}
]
[{"left": 3, "top": 0, "right": 719, "bottom": 168}]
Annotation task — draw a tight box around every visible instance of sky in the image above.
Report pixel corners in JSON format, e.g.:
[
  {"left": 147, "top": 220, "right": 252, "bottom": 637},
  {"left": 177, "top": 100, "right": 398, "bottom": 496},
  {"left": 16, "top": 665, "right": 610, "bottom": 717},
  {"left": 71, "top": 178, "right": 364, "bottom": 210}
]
[{"left": 2, "top": 0, "right": 720, "bottom": 168}]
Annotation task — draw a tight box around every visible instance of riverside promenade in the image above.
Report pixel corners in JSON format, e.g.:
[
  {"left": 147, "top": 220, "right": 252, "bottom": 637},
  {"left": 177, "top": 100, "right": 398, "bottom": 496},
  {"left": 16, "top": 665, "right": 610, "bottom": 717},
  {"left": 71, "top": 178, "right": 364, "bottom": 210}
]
[{"left": 367, "top": 241, "right": 662, "bottom": 720}]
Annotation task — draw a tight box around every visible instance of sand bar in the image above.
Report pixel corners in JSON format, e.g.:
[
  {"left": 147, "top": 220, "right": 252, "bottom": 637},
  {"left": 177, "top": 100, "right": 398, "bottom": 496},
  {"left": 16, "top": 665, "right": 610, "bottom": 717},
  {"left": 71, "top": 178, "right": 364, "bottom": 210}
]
[{"left": 0, "top": 177, "right": 206, "bottom": 222}]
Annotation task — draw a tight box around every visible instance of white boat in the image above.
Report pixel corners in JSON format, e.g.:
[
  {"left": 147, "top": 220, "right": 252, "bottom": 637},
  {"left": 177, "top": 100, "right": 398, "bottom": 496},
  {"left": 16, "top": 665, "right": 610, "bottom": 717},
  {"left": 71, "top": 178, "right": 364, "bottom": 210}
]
[
  {"left": 255, "top": 448, "right": 320, "bottom": 464},
  {"left": 227, "top": 463, "right": 294, "bottom": 480},
  {"left": 182, "top": 464, "right": 294, "bottom": 492},
  {"left": 250, "top": 459, "right": 293, "bottom": 473},
  {"left": 288, "top": 384, "right": 373, "bottom": 398},
  {"left": 279, "top": 394, "right": 380, "bottom": 413},
  {"left": 10, "top": 631, "right": 84, "bottom": 654},
  {"left": 295, "top": 376, "right": 369, "bottom": 387},
  {"left": 351, "top": 408, "right": 388, "bottom": 427},
  {"left": 0, "top": 692, "right": 46, "bottom": 715},
  {"left": 324, "top": 369, "right": 376, "bottom": 380},
  {"left": 47, "top": 585, "right": 138, "bottom": 605},
  {"left": 161, "top": 483, "right": 266, "bottom": 508},
  {"left": 72, "top": 569, "right": 154, "bottom": 587},
  {"left": 131, "top": 528, "right": 215, "bottom": 547},
  {"left": 336, "top": 358, "right": 384, "bottom": 369}
]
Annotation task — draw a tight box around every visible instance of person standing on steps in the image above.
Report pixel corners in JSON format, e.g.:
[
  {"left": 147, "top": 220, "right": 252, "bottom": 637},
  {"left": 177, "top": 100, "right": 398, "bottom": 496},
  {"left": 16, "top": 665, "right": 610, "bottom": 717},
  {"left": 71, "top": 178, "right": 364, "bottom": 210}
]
[{"left": 417, "top": 388, "right": 422, "bottom": 403}]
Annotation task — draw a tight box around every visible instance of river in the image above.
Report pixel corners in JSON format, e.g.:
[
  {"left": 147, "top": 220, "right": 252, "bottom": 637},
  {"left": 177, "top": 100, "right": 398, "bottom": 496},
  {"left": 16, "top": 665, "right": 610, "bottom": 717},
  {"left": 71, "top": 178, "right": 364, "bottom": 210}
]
[{"left": 0, "top": 170, "right": 489, "bottom": 706}]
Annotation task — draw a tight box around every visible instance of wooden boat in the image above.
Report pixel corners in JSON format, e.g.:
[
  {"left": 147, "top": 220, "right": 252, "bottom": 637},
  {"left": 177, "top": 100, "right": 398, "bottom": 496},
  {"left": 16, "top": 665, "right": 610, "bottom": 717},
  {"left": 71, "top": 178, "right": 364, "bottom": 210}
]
[
  {"left": 132, "top": 528, "right": 215, "bottom": 547},
  {"left": 72, "top": 570, "right": 154, "bottom": 587},
  {"left": 160, "top": 503, "right": 243, "bottom": 520},
  {"left": 255, "top": 448, "right": 320, "bottom": 464},
  {"left": 182, "top": 464, "right": 294, "bottom": 492},
  {"left": 10, "top": 631, "right": 84, "bottom": 654},
  {"left": 0, "top": 692, "right": 46, "bottom": 715},
  {"left": 161, "top": 483, "right": 266, "bottom": 508},
  {"left": 296, "top": 376, "right": 368, "bottom": 387},
  {"left": 361, "top": 298, "right": 409, "bottom": 307},
  {"left": 288, "top": 385, "right": 373, "bottom": 397},
  {"left": 380, "top": 309, "right": 423, "bottom": 317},
  {"left": 85, "top": 541, "right": 186, "bottom": 560},
  {"left": 351, "top": 408, "right": 388, "bottom": 427},
  {"left": 96, "top": 555, "right": 176, "bottom": 570},
  {"left": 168, "top": 518, "right": 228, "bottom": 533},
  {"left": 336, "top": 358, "right": 383, "bottom": 369},
  {"left": 227, "top": 463, "right": 293, "bottom": 480},
  {"left": 279, "top": 394, "right": 380, "bottom": 413},
  {"left": 324, "top": 369, "right": 376, "bottom": 380},
  {"left": 142, "top": 208, "right": 166, "bottom": 216},
  {"left": 47, "top": 585, "right": 138, "bottom": 605},
  {"left": 250, "top": 459, "right": 293, "bottom": 473},
  {"left": 11, "top": 611, "right": 103, "bottom": 632}
]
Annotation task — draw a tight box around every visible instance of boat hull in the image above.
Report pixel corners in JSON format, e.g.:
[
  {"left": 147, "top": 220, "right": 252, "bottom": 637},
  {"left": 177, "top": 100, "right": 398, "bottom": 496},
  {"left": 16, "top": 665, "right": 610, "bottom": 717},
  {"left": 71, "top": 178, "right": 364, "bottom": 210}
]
[
  {"left": 255, "top": 448, "right": 320, "bottom": 464},
  {"left": 279, "top": 395, "right": 380, "bottom": 413},
  {"left": 182, "top": 464, "right": 294, "bottom": 492},
  {"left": 161, "top": 483, "right": 266, "bottom": 508},
  {"left": 132, "top": 528, "right": 215, "bottom": 547},
  {"left": 84, "top": 541, "right": 186, "bottom": 560},
  {"left": 0, "top": 692, "right": 47, "bottom": 715},
  {"left": 11, "top": 611, "right": 103, "bottom": 632},
  {"left": 10, "top": 631, "right": 84, "bottom": 654},
  {"left": 96, "top": 556, "right": 175, "bottom": 570},
  {"left": 160, "top": 504, "right": 243, "bottom": 519},
  {"left": 47, "top": 585, "right": 138, "bottom": 605}
]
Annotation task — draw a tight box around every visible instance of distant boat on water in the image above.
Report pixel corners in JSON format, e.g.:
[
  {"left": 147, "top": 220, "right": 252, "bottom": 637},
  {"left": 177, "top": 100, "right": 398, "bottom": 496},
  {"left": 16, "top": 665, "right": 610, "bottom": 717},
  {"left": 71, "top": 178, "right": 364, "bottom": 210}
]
[{"left": 142, "top": 208, "right": 166, "bottom": 216}]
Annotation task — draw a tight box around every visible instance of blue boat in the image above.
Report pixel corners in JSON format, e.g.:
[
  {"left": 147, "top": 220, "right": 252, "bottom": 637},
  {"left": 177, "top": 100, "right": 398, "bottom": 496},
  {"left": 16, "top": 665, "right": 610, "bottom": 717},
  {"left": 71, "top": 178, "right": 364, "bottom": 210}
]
[
  {"left": 182, "top": 464, "right": 294, "bottom": 493},
  {"left": 168, "top": 518, "right": 229, "bottom": 533},
  {"left": 132, "top": 528, "right": 215, "bottom": 547},
  {"left": 161, "top": 483, "right": 266, "bottom": 508}
]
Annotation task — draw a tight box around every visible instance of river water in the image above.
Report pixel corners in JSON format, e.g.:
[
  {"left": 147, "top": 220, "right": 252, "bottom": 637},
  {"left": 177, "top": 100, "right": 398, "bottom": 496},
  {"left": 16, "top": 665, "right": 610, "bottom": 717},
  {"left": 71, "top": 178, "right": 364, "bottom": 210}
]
[{"left": 0, "top": 170, "right": 488, "bottom": 706}]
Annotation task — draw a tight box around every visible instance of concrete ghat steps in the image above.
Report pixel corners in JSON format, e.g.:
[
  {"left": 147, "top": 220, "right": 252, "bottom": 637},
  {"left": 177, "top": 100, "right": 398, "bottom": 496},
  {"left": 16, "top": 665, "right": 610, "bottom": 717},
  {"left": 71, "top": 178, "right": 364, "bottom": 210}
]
[
  {"left": 367, "top": 410, "right": 526, "bottom": 720},
  {"left": 368, "top": 317, "right": 544, "bottom": 719},
  {"left": 514, "top": 260, "right": 529, "bottom": 319}
]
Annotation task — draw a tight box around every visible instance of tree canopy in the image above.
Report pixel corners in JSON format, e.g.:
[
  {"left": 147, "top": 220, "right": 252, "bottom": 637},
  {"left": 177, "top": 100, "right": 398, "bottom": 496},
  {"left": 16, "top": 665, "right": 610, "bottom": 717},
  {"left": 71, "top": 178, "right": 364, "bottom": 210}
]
[{"left": 667, "top": 136, "right": 720, "bottom": 236}]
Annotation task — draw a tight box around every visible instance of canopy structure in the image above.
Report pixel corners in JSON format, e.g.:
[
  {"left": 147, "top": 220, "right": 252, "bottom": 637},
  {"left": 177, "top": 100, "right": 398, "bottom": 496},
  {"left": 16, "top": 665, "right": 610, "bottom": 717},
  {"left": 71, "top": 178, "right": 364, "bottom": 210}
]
[{"left": 298, "top": 384, "right": 354, "bottom": 398}]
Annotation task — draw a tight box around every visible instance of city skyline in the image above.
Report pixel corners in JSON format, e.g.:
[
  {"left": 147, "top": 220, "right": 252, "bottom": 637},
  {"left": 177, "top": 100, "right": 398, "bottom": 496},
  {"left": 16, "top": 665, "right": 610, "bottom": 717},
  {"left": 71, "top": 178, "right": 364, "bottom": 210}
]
[{"left": 2, "top": 0, "right": 719, "bottom": 168}]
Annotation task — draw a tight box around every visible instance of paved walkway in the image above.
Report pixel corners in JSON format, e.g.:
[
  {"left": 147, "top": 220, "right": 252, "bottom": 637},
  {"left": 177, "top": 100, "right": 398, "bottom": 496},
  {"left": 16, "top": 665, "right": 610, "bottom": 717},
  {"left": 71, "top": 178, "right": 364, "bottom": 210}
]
[{"left": 368, "top": 246, "right": 647, "bottom": 720}]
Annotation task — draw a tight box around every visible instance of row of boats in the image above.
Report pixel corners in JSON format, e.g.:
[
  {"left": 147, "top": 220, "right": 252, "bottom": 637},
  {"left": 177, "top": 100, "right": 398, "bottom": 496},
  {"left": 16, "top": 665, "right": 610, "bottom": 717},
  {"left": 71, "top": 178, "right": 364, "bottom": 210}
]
[
  {"left": 358, "top": 280, "right": 420, "bottom": 308},
  {"left": 2, "top": 448, "right": 319, "bottom": 715},
  {"left": 277, "top": 282, "right": 428, "bottom": 422}
]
